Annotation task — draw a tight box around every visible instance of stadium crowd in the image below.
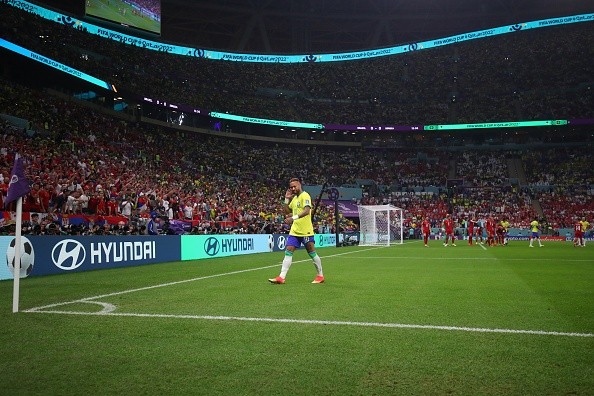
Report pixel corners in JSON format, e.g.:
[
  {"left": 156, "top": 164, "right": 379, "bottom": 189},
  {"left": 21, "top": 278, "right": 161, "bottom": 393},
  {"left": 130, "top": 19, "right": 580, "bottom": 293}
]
[
  {"left": 1, "top": 77, "right": 591, "bottom": 236},
  {"left": 1, "top": 2, "right": 593, "bottom": 127},
  {"left": 0, "top": 2, "right": 593, "bottom": 237}
]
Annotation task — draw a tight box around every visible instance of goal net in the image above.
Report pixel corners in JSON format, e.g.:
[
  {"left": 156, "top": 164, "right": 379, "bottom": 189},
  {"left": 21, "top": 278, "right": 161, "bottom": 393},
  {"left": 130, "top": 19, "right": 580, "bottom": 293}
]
[{"left": 357, "top": 205, "right": 403, "bottom": 246}]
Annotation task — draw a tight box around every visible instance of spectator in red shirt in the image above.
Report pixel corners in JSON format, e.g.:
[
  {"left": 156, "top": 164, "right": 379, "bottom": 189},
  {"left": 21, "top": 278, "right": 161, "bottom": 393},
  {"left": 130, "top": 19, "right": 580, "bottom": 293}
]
[
  {"left": 107, "top": 197, "right": 118, "bottom": 216},
  {"left": 38, "top": 183, "right": 52, "bottom": 213}
]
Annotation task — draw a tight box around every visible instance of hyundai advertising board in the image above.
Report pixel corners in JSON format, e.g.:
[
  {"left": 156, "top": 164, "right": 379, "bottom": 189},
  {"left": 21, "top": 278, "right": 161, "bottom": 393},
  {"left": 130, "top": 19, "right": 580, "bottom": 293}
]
[
  {"left": 0, "top": 235, "right": 181, "bottom": 279},
  {"left": 181, "top": 234, "right": 272, "bottom": 260},
  {"left": 182, "top": 234, "right": 339, "bottom": 259}
]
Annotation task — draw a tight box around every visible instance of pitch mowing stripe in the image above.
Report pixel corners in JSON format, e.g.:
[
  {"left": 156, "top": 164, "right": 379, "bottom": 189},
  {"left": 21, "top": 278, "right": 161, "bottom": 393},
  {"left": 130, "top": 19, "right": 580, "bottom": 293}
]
[
  {"left": 25, "top": 309, "right": 594, "bottom": 338},
  {"left": 25, "top": 246, "right": 387, "bottom": 312}
]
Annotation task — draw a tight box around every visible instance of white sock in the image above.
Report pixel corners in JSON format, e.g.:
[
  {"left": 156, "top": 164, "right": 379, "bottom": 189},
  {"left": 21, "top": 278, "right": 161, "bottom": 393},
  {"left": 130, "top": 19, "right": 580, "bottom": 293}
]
[
  {"left": 310, "top": 252, "right": 323, "bottom": 276},
  {"left": 279, "top": 252, "right": 293, "bottom": 278}
]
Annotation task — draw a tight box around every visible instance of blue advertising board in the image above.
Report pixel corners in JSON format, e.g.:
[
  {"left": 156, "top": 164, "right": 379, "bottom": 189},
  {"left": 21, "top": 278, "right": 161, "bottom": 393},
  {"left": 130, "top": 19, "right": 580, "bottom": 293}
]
[
  {"left": 268, "top": 233, "right": 339, "bottom": 252},
  {"left": 0, "top": 235, "right": 182, "bottom": 279}
]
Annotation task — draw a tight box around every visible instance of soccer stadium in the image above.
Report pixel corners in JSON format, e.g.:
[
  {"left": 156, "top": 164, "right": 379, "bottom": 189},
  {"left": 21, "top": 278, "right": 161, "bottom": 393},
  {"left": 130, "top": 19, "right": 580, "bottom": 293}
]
[{"left": 1, "top": 0, "right": 593, "bottom": 394}]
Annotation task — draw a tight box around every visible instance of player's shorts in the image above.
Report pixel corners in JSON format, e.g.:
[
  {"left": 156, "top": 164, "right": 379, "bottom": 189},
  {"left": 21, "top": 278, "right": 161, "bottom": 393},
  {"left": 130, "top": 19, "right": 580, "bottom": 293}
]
[
  {"left": 574, "top": 231, "right": 583, "bottom": 238},
  {"left": 531, "top": 232, "right": 539, "bottom": 238},
  {"left": 287, "top": 235, "right": 315, "bottom": 248}
]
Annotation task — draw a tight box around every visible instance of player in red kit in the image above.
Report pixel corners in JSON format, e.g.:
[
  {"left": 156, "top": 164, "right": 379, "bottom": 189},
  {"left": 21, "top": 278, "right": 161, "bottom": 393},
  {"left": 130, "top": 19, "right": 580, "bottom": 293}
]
[
  {"left": 421, "top": 217, "right": 431, "bottom": 247},
  {"left": 442, "top": 214, "right": 456, "bottom": 247},
  {"left": 495, "top": 222, "right": 505, "bottom": 246},
  {"left": 486, "top": 216, "right": 495, "bottom": 246},
  {"left": 573, "top": 219, "right": 583, "bottom": 247},
  {"left": 467, "top": 216, "right": 475, "bottom": 245}
]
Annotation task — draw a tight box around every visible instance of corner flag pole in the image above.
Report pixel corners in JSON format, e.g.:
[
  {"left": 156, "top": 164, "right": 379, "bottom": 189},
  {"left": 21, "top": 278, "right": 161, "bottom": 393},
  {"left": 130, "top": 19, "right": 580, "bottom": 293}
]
[
  {"left": 6, "top": 153, "right": 31, "bottom": 313},
  {"left": 12, "top": 197, "right": 23, "bottom": 313}
]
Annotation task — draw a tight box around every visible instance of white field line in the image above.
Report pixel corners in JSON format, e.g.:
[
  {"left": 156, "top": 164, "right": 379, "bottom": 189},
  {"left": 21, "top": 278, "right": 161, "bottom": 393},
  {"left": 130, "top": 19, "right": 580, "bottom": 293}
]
[
  {"left": 26, "top": 309, "right": 594, "bottom": 338},
  {"left": 338, "top": 256, "right": 594, "bottom": 262},
  {"left": 22, "top": 244, "right": 593, "bottom": 338},
  {"left": 25, "top": 246, "right": 386, "bottom": 312}
]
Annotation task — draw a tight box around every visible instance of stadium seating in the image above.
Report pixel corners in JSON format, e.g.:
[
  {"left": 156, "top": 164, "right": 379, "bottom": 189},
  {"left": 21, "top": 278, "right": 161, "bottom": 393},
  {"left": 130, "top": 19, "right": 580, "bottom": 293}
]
[{"left": 0, "top": 2, "right": 592, "bottom": 235}]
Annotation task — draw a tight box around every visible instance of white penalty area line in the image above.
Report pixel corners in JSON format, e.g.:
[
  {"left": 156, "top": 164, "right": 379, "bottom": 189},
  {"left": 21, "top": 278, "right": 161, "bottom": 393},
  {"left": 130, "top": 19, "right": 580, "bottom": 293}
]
[
  {"left": 337, "top": 256, "right": 594, "bottom": 262},
  {"left": 24, "top": 246, "right": 387, "bottom": 313},
  {"left": 25, "top": 309, "right": 594, "bottom": 338}
]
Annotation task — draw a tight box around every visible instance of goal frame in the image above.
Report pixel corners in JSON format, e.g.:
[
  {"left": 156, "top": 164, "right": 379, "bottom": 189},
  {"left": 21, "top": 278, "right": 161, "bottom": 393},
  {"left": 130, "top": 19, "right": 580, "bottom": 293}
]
[{"left": 357, "top": 204, "right": 404, "bottom": 246}]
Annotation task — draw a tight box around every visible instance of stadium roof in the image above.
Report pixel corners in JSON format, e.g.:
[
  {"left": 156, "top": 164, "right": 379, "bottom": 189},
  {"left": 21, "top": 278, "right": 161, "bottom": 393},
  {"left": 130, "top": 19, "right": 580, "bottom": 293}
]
[{"left": 43, "top": 0, "right": 594, "bottom": 53}]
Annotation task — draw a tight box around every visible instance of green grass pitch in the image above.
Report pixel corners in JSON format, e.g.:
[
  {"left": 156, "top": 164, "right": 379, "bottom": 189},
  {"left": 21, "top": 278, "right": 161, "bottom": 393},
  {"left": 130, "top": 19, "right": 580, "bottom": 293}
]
[
  {"left": 87, "top": 0, "right": 160, "bottom": 34},
  {"left": 1, "top": 240, "right": 593, "bottom": 394}
]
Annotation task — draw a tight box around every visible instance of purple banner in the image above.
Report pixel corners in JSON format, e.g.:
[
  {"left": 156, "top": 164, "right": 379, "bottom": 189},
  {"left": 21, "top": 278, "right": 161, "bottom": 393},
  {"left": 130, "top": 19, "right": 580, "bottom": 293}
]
[
  {"left": 322, "top": 200, "right": 359, "bottom": 217},
  {"left": 568, "top": 119, "right": 594, "bottom": 125},
  {"left": 324, "top": 124, "right": 422, "bottom": 131}
]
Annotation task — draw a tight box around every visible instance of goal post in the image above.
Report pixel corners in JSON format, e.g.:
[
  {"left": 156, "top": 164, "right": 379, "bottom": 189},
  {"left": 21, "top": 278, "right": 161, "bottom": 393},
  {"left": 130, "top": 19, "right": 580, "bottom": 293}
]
[{"left": 357, "top": 205, "right": 403, "bottom": 246}]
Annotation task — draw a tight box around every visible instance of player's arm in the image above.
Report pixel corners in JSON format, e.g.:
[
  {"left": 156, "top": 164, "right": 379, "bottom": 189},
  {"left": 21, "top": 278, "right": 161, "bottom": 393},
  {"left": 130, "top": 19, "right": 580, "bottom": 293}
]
[
  {"left": 283, "top": 188, "right": 293, "bottom": 214},
  {"left": 285, "top": 204, "right": 311, "bottom": 224}
]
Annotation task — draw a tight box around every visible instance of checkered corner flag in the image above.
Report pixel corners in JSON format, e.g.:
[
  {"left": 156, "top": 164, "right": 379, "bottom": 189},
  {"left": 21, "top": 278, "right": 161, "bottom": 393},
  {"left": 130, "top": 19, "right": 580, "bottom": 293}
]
[{"left": 5, "top": 153, "right": 31, "bottom": 208}]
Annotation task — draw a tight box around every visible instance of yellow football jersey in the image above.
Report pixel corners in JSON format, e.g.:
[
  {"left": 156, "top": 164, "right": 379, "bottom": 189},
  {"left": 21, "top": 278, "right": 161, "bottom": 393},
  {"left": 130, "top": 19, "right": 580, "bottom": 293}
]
[
  {"left": 530, "top": 220, "right": 539, "bottom": 233},
  {"left": 289, "top": 191, "right": 314, "bottom": 236}
]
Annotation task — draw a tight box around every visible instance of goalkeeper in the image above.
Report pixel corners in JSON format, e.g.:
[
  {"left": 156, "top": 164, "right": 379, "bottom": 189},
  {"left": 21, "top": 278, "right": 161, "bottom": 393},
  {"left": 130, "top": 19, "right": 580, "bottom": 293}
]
[{"left": 269, "top": 178, "right": 325, "bottom": 284}]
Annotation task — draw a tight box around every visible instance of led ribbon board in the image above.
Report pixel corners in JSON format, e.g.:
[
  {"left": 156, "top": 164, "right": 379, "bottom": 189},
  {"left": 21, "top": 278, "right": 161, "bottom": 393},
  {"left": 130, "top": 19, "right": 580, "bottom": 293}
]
[
  {"left": 4, "top": 1, "right": 591, "bottom": 132},
  {"left": 0, "top": 38, "right": 113, "bottom": 90},
  {"left": 5, "top": 0, "right": 594, "bottom": 63},
  {"left": 424, "top": 120, "right": 569, "bottom": 130},
  {"left": 210, "top": 112, "right": 323, "bottom": 129}
]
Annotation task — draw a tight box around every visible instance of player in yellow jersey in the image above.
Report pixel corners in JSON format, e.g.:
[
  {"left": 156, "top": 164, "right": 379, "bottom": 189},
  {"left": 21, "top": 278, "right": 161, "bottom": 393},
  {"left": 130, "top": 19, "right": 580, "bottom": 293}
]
[
  {"left": 269, "top": 178, "right": 324, "bottom": 284},
  {"left": 529, "top": 218, "right": 543, "bottom": 247},
  {"left": 580, "top": 217, "right": 590, "bottom": 247}
]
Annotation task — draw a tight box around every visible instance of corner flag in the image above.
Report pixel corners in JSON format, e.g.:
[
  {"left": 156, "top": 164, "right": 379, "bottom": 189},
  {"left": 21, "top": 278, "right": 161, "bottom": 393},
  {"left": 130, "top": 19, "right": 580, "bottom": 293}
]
[
  {"left": 5, "top": 154, "right": 30, "bottom": 207},
  {"left": 5, "top": 154, "right": 30, "bottom": 313}
]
